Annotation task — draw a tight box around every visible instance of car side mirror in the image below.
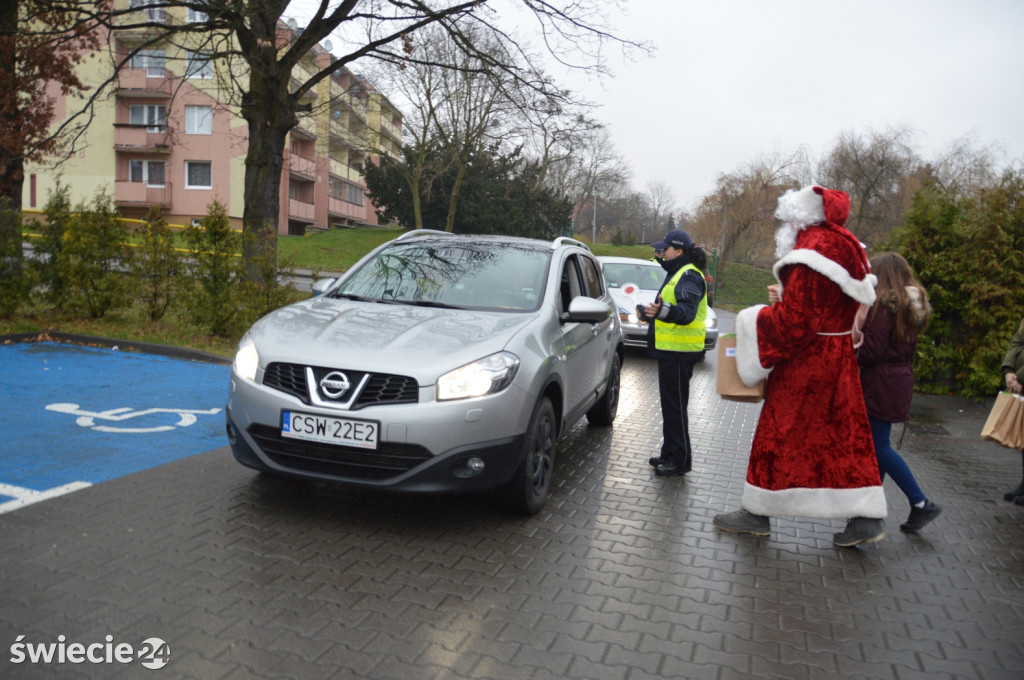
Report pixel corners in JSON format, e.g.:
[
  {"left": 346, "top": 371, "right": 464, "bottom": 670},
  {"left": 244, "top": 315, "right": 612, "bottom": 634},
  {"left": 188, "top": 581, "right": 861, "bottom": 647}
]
[
  {"left": 561, "top": 296, "right": 612, "bottom": 324},
  {"left": 312, "top": 278, "right": 337, "bottom": 296}
]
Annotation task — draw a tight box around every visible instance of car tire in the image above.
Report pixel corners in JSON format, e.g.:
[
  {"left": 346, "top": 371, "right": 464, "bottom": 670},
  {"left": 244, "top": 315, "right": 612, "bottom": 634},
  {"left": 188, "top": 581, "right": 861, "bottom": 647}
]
[
  {"left": 586, "top": 354, "right": 620, "bottom": 426},
  {"left": 502, "top": 396, "right": 557, "bottom": 515}
]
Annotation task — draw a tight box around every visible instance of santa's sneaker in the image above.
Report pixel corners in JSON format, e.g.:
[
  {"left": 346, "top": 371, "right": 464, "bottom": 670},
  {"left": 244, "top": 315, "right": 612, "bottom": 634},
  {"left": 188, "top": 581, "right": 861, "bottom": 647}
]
[
  {"left": 834, "top": 517, "right": 886, "bottom": 547},
  {"left": 713, "top": 509, "right": 770, "bottom": 536},
  {"left": 900, "top": 500, "right": 942, "bottom": 533}
]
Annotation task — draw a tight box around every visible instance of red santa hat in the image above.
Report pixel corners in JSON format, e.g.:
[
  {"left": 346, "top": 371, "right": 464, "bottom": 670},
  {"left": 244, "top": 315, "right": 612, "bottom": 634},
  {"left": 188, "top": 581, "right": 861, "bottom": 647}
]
[{"left": 772, "top": 185, "right": 876, "bottom": 306}]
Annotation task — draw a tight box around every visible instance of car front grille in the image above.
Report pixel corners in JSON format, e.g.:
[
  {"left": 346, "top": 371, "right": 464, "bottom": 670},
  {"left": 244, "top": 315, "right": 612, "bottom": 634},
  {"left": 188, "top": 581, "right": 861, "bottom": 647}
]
[
  {"left": 250, "top": 425, "right": 432, "bottom": 480},
  {"left": 263, "top": 362, "right": 419, "bottom": 409}
]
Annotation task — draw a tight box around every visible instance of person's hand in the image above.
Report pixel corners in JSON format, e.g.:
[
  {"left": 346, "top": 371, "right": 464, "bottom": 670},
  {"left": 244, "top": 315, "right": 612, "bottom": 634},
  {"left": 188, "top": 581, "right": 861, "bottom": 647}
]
[
  {"left": 643, "top": 301, "right": 662, "bottom": 319},
  {"left": 1007, "top": 373, "right": 1022, "bottom": 394},
  {"left": 767, "top": 285, "right": 780, "bottom": 304}
]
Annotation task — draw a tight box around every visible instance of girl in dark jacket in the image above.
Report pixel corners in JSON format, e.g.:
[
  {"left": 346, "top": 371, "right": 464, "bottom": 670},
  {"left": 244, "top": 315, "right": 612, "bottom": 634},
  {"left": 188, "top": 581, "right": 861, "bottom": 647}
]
[{"left": 858, "top": 253, "right": 942, "bottom": 532}]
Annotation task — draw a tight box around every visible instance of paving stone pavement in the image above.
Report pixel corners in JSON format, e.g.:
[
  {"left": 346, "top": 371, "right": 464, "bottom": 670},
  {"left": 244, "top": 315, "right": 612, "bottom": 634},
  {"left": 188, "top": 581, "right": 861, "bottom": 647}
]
[{"left": 2, "top": 316, "right": 1023, "bottom": 679}]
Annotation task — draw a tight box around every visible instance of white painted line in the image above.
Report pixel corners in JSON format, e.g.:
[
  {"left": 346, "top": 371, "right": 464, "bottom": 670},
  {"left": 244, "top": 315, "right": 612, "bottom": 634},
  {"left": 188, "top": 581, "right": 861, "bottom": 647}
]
[{"left": 0, "top": 481, "right": 92, "bottom": 515}]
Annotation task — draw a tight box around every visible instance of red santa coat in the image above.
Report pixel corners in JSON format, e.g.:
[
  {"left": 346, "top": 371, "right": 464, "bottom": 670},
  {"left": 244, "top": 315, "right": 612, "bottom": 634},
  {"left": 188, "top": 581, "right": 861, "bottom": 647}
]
[{"left": 734, "top": 186, "right": 886, "bottom": 519}]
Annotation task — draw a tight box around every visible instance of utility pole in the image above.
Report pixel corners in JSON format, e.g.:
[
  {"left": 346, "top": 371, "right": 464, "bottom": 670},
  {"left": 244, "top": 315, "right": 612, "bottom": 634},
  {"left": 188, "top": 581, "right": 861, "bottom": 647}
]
[{"left": 591, "top": 187, "right": 597, "bottom": 243}]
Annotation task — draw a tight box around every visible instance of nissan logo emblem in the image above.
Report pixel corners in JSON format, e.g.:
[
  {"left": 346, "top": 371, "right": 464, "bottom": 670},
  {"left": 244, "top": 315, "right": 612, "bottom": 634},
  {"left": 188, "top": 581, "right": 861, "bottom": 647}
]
[{"left": 319, "top": 371, "right": 351, "bottom": 399}]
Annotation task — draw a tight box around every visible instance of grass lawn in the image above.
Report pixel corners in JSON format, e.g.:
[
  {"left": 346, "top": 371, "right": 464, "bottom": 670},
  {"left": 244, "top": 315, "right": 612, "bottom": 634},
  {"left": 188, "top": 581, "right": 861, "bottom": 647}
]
[{"left": 5, "top": 227, "right": 774, "bottom": 354}]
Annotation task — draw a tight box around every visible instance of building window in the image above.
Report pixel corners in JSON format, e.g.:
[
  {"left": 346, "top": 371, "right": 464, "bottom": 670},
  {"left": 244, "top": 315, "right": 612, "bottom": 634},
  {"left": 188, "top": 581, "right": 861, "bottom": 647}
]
[
  {"left": 130, "top": 0, "right": 166, "bottom": 22},
  {"left": 129, "top": 104, "right": 166, "bottom": 133},
  {"left": 130, "top": 49, "right": 165, "bottom": 78},
  {"left": 346, "top": 182, "right": 365, "bottom": 206},
  {"left": 186, "top": 51, "right": 213, "bottom": 79},
  {"left": 130, "top": 160, "right": 166, "bottom": 187},
  {"left": 185, "top": 106, "right": 212, "bottom": 134},
  {"left": 186, "top": 8, "right": 208, "bottom": 22},
  {"left": 185, "top": 161, "right": 212, "bottom": 189},
  {"left": 328, "top": 177, "right": 343, "bottom": 199}
]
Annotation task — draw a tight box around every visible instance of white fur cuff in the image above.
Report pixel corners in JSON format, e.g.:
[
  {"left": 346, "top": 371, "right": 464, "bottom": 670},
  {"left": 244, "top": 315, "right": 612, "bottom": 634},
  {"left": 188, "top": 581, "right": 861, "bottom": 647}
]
[{"left": 734, "top": 305, "right": 772, "bottom": 386}]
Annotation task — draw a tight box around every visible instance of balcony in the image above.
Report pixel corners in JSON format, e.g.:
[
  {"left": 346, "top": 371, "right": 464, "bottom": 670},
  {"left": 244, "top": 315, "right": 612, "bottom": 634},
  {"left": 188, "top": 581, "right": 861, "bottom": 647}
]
[
  {"left": 329, "top": 119, "right": 366, "bottom": 149},
  {"left": 286, "top": 151, "right": 316, "bottom": 180},
  {"left": 328, "top": 160, "right": 364, "bottom": 183},
  {"left": 378, "top": 118, "right": 402, "bottom": 144},
  {"left": 328, "top": 196, "right": 364, "bottom": 220},
  {"left": 114, "top": 7, "right": 177, "bottom": 43},
  {"left": 288, "top": 198, "right": 315, "bottom": 222},
  {"left": 115, "top": 68, "right": 172, "bottom": 97},
  {"left": 113, "top": 125, "right": 172, "bottom": 153},
  {"left": 114, "top": 180, "right": 173, "bottom": 207}
]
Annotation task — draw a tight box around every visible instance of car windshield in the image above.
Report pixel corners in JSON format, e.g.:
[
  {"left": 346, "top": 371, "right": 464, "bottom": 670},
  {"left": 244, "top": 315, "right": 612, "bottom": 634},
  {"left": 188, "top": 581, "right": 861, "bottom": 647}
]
[
  {"left": 334, "top": 241, "right": 550, "bottom": 312},
  {"left": 602, "top": 262, "right": 665, "bottom": 292}
]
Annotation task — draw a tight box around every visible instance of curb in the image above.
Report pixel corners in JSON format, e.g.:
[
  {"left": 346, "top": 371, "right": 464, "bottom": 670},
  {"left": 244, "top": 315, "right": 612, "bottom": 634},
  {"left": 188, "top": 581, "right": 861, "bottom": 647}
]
[{"left": 1, "top": 332, "right": 232, "bottom": 366}]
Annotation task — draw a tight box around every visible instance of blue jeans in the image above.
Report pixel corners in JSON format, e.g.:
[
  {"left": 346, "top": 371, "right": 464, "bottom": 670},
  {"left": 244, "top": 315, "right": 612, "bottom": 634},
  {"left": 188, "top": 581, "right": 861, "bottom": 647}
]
[{"left": 869, "top": 416, "right": 926, "bottom": 506}]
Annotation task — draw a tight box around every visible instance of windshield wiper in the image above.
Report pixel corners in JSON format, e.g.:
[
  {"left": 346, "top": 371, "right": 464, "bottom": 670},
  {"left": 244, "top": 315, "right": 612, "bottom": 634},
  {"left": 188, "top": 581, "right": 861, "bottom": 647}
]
[
  {"left": 400, "top": 300, "right": 464, "bottom": 310},
  {"left": 327, "top": 291, "right": 372, "bottom": 302}
]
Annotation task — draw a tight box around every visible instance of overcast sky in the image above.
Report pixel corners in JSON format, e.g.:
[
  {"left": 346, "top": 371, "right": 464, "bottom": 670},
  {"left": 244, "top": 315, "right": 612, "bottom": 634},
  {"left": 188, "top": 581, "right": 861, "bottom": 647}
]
[
  {"left": 559, "top": 0, "right": 1024, "bottom": 209},
  {"left": 290, "top": 0, "right": 1024, "bottom": 211}
]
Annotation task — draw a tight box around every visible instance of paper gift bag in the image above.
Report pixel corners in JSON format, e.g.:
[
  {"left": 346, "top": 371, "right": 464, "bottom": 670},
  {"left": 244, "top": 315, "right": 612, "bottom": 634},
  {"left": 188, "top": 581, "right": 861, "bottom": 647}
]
[
  {"left": 716, "top": 334, "right": 765, "bottom": 403},
  {"left": 981, "top": 391, "right": 1024, "bottom": 449}
]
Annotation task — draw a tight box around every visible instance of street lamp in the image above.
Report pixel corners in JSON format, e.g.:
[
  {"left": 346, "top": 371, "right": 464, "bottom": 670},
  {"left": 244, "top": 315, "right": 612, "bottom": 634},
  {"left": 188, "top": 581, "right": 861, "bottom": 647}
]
[{"left": 591, "top": 186, "right": 597, "bottom": 242}]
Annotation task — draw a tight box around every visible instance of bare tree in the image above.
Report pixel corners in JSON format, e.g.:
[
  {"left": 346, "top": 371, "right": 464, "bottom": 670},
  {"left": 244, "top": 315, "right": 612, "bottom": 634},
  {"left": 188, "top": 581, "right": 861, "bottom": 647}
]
[
  {"left": 644, "top": 179, "right": 675, "bottom": 243},
  {"left": 166, "top": 0, "right": 643, "bottom": 278},
  {"left": 569, "top": 126, "right": 631, "bottom": 240},
  {"left": 818, "top": 126, "right": 919, "bottom": 247},
  {"left": 927, "top": 133, "right": 1002, "bottom": 197},
  {"left": 687, "top": 152, "right": 807, "bottom": 281}
]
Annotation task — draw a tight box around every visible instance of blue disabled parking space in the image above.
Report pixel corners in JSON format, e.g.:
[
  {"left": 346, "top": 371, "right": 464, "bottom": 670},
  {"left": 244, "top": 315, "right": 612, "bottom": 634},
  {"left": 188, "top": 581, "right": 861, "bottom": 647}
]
[{"left": 0, "top": 342, "right": 230, "bottom": 508}]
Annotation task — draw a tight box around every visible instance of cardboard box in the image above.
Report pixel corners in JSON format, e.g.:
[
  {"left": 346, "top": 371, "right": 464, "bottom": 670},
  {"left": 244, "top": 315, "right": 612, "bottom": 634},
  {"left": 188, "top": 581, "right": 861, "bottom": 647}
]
[{"left": 716, "top": 334, "right": 765, "bottom": 403}]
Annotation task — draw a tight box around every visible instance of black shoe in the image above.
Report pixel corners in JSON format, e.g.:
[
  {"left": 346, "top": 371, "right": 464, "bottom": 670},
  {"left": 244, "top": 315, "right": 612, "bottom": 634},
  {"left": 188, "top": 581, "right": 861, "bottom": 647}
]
[
  {"left": 648, "top": 456, "right": 662, "bottom": 467},
  {"left": 1003, "top": 481, "right": 1024, "bottom": 501},
  {"left": 1015, "top": 495, "right": 1024, "bottom": 506},
  {"left": 654, "top": 462, "right": 689, "bottom": 477},
  {"left": 834, "top": 517, "right": 886, "bottom": 547},
  {"left": 900, "top": 500, "right": 942, "bottom": 533},
  {"left": 713, "top": 509, "right": 771, "bottom": 536}
]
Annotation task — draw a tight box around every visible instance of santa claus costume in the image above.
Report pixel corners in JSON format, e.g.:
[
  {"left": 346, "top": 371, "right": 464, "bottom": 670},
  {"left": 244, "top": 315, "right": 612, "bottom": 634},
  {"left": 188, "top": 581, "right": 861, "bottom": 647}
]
[{"left": 715, "top": 185, "right": 887, "bottom": 545}]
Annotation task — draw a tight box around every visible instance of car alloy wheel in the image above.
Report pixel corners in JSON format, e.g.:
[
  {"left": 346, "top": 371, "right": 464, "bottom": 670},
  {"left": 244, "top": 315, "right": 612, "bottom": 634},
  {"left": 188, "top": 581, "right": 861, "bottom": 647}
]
[{"left": 504, "top": 396, "right": 556, "bottom": 515}]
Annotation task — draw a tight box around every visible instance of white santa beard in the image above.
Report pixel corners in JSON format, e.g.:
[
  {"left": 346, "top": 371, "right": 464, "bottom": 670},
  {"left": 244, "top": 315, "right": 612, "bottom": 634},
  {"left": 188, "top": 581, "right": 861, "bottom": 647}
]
[{"left": 774, "top": 222, "right": 805, "bottom": 260}]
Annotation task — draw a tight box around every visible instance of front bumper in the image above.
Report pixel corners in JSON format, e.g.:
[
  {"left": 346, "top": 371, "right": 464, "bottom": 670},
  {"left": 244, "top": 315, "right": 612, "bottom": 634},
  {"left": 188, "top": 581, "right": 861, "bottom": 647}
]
[
  {"left": 226, "top": 370, "right": 532, "bottom": 493},
  {"left": 705, "top": 327, "right": 719, "bottom": 351},
  {"left": 619, "top": 321, "right": 648, "bottom": 348},
  {"left": 620, "top": 322, "right": 719, "bottom": 351}
]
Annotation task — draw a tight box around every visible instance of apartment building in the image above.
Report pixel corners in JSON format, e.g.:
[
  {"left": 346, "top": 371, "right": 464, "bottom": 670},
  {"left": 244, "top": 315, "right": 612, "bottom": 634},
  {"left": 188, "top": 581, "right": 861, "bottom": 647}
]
[{"left": 22, "top": 4, "right": 403, "bottom": 235}]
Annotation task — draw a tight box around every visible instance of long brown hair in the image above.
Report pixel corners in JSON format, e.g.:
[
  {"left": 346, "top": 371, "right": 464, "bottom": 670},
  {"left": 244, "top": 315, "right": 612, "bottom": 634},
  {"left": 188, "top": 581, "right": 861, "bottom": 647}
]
[{"left": 868, "top": 253, "right": 931, "bottom": 343}]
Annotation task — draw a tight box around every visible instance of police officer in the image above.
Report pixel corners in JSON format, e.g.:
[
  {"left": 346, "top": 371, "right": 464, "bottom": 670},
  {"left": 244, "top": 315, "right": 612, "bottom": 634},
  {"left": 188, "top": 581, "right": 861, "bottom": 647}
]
[{"left": 640, "top": 229, "right": 708, "bottom": 476}]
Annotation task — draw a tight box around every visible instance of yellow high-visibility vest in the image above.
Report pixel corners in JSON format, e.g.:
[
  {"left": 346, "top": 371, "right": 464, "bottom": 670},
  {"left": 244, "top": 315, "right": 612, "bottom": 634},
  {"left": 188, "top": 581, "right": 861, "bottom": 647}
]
[{"left": 654, "top": 263, "right": 707, "bottom": 352}]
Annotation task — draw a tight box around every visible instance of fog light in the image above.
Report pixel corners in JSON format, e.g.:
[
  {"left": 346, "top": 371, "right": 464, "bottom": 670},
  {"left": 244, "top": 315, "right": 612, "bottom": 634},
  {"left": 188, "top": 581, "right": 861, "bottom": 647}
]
[
  {"left": 454, "top": 457, "right": 486, "bottom": 479},
  {"left": 226, "top": 423, "right": 237, "bottom": 446}
]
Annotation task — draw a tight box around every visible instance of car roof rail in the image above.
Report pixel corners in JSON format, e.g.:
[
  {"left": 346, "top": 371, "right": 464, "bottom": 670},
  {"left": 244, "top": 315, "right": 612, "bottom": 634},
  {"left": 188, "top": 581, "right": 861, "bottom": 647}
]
[
  {"left": 396, "top": 229, "right": 450, "bottom": 241},
  {"left": 552, "top": 236, "right": 590, "bottom": 252}
]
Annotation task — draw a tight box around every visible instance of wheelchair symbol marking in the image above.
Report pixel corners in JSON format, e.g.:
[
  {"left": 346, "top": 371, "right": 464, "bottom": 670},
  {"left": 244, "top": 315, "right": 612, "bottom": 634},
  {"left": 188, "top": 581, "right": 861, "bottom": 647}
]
[{"left": 45, "top": 403, "right": 222, "bottom": 433}]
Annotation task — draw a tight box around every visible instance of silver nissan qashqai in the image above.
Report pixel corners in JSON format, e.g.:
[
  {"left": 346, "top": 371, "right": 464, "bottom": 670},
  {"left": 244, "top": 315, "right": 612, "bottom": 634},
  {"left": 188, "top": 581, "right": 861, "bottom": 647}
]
[{"left": 226, "top": 230, "right": 623, "bottom": 514}]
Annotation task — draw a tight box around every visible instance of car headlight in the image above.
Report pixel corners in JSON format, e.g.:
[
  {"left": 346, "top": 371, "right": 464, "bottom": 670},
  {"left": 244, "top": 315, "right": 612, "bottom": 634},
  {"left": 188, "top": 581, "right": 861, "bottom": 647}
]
[
  {"left": 436, "top": 352, "right": 520, "bottom": 401},
  {"left": 705, "top": 316, "right": 717, "bottom": 330},
  {"left": 233, "top": 335, "right": 259, "bottom": 382},
  {"left": 618, "top": 307, "right": 639, "bottom": 324}
]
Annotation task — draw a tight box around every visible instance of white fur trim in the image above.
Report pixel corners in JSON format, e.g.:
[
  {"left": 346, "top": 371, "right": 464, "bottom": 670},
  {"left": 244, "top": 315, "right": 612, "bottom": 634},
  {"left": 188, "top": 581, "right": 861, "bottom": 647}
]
[
  {"left": 742, "top": 482, "right": 887, "bottom": 519},
  {"left": 774, "top": 222, "right": 803, "bottom": 259},
  {"left": 734, "top": 305, "right": 772, "bottom": 385},
  {"left": 774, "top": 186, "right": 824, "bottom": 227},
  {"left": 773, "top": 248, "right": 878, "bottom": 306}
]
